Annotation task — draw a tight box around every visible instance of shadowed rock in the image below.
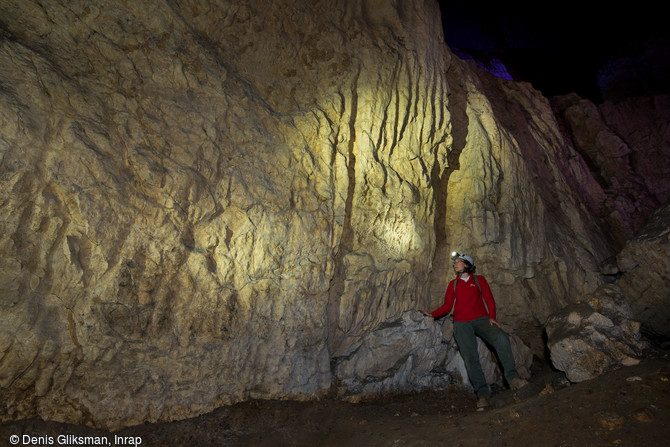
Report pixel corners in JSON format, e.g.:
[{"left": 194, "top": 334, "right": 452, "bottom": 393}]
[{"left": 545, "top": 285, "right": 648, "bottom": 382}]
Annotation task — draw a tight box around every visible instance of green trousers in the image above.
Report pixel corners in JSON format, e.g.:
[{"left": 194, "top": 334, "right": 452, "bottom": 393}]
[{"left": 453, "top": 316, "right": 520, "bottom": 398}]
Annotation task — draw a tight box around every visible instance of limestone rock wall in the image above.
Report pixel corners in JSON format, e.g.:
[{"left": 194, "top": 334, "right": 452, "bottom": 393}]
[
  {"left": 552, "top": 93, "right": 670, "bottom": 245},
  {"left": 0, "top": 0, "right": 453, "bottom": 429},
  {"left": 0, "top": 0, "right": 665, "bottom": 430},
  {"left": 430, "top": 62, "right": 617, "bottom": 354}
]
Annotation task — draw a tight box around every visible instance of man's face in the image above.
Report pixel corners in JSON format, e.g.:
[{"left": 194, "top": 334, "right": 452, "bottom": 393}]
[{"left": 453, "top": 258, "right": 467, "bottom": 274}]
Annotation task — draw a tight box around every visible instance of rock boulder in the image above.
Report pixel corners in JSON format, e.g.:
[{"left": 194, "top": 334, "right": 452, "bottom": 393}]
[
  {"left": 332, "top": 310, "right": 447, "bottom": 399},
  {"left": 545, "top": 285, "right": 647, "bottom": 382},
  {"left": 332, "top": 312, "right": 533, "bottom": 398},
  {"left": 616, "top": 200, "right": 670, "bottom": 340}
]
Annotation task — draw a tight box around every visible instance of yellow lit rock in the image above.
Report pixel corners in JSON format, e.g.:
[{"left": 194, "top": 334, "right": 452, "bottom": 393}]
[{"left": 1, "top": 0, "right": 668, "bottom": 431}]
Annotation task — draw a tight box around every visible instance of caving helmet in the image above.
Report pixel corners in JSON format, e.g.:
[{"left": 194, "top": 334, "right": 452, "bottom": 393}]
[{"left": 451, "top": 251, "right": 475, "bottom": 272}]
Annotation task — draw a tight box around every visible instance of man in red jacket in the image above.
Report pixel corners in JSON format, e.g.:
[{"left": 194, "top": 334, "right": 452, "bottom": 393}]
[{"left": 422, "top": 253, "right": 528, "bottom": 409}]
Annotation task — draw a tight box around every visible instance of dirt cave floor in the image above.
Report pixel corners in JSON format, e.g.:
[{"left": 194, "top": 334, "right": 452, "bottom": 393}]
[{"left": 2, "top": 350, "right": 669, "bottom": 447}]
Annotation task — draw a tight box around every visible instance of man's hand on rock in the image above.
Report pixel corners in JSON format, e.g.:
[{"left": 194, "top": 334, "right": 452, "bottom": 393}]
[{"left": 489, "top": 318, "right": 502, "bottom": 328}]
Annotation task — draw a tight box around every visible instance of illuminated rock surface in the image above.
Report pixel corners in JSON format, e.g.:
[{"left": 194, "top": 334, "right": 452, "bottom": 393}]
[{"left": 0, "top": 0, "right": 668, "bottom": 429}]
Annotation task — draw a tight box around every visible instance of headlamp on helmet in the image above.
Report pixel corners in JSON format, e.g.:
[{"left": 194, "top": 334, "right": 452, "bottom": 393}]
[{"left": 451, "top": 251, "right": 475, "bottom": 270}]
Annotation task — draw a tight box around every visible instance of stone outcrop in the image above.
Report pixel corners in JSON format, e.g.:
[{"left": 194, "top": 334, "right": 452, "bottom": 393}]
[
  {"left": 332, "top": 311, "right": 533, "bottom": 398},
  {"left": 0, "top": 0, "right": 668, "bottom": 430},
  {"left": 332, "top": 310, "right": 447, "bottom": 398},
  {"left": 551, "top": 93, "right": 670, "bottom": 245},
  {"left": 545, "top": 285, "right": 647, "bottom": 382},
  {"left": 615, "top": 201, "right": 670, "bottom": 340}
]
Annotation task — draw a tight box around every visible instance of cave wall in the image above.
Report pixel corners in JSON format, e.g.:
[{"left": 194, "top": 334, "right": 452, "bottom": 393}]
[
  {"left": 0, "top": 0, "right": 454, "bottom": 428},
  {"left": 0, "top": 0, "right": 666, "bottom": 429},
  {"left": 552, "top": 93, "right": 670, "bottom": 245},
  {"left": 430, "top": 58, "right": 619, "bottom": 353}
]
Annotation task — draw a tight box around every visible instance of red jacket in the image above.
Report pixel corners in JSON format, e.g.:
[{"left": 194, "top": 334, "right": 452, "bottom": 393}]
[{"left": 431, "top": 275, "right": 497, "bottom": 322}]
